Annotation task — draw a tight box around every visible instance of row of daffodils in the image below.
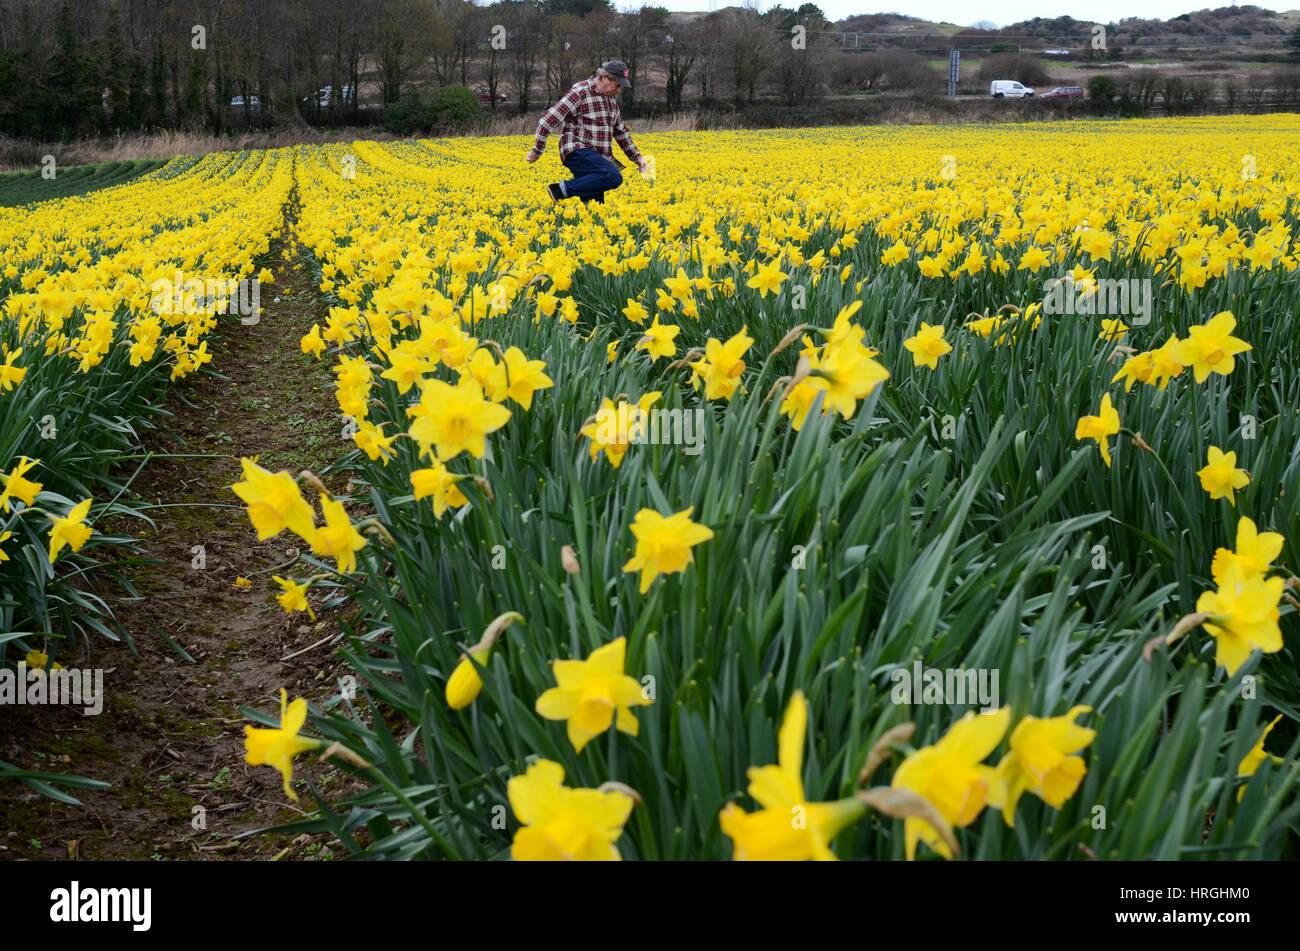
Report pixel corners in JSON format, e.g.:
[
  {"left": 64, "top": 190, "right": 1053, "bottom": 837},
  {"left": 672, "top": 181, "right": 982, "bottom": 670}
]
[{"left": 1, "top": 151, "right": 290, "bottom": 736}]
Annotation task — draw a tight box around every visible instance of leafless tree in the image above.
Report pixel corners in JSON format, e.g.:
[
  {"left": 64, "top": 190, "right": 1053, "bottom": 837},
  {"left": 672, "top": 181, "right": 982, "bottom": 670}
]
[{"left": 372, "top": 0, "right": 440, "bottom": 103}]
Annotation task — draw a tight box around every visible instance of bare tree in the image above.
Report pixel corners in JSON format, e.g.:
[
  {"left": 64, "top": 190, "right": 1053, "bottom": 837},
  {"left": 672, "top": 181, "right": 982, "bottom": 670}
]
[
  {"left": 715, "top": 4, "right": 771, "bottom": 107},
  {"left": 1244, "top": 72, "right": 1269, "bottom": 109},
  {"left": 662, "top": 21, "right": 700, "bottom": 111},
  {"left": 372, "top": 0, "right": 440, "bottom": 103},
  {"left": 507, "top": 0, "right": 541, "bottom": 113}
]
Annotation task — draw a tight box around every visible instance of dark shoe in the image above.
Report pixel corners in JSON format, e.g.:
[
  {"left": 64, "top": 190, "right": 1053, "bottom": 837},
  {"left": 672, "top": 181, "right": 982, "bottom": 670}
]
[{"left": 547, "top": 182, "right": 564, "bottom": 202}]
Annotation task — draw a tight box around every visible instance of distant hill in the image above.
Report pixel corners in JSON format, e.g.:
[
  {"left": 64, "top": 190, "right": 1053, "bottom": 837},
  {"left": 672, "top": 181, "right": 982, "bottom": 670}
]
[
  {"left": 999, "top": 5, "right": 1296, "bottom": 39},
  {"left": 835, "top": 12, "right": 965, "bottom": 36},
  {"left": 818, "top": 5, "right": 1300, "bottom": 44}
]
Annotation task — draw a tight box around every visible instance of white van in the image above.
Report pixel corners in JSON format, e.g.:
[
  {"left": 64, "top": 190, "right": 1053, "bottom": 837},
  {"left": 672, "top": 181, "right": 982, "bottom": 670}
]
[{"left": 990, "top": 80, "right": 1035, "bottom": 98}]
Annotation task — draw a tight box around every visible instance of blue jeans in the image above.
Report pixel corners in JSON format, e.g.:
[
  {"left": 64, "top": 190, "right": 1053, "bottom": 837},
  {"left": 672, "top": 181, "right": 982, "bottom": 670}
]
[{"left": 561, "top": 148, "right": 623, "bottom": 203}]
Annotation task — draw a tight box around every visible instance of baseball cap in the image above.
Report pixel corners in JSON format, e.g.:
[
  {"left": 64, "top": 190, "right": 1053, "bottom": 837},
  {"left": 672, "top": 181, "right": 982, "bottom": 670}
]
[{"left": 602, "top": 60, "right": 632, "bottom": 89}]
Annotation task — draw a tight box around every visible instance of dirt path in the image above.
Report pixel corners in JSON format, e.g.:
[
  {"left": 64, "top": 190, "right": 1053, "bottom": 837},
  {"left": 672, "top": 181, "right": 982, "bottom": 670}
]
[{"left": 0, "top": 209, "right": 346, "bottom": 860}]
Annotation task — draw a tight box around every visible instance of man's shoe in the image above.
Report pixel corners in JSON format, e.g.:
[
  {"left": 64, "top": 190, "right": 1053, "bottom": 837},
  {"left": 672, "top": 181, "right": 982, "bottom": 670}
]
[{"left": 546, "top": 183, "right": 564, "bottom": 202}]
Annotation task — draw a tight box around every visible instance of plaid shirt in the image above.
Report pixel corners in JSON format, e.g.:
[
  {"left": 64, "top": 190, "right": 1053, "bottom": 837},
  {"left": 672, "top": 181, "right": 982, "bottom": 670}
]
[{"left": 531, "top": 78, "right": 642, "bottom": 168}]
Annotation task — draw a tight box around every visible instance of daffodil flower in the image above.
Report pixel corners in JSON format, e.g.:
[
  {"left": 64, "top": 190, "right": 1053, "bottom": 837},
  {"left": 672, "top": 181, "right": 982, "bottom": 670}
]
[
  {"left": 990, "top": 706, "right": 1095, "bottom": 826},
  {"left": 243, "top": 689, "right": 323, "bottom": 801},
  {"left": 1075, "top": 393, "right": 1120, "bottom": 467},
  {"left": 1197, "top": 446, "right": 1250, "bottom": 506},
  {"left": 891, "top": 708, "right": 1011, "bottom": 860},
  {"left": 508, "top": 759, "right": 634, "bottom": 860},
  {"left": 720, "top": 690, "right": 866, "bottom": 860},
  {"left": 535, "top": 636, "right": 651, "bottom": 752},
  {"left": 622, "top": 506, "right": 714, "bottom": 593},
  {"left": 47, "top": 498, "right": 94, "bottom": 564}
]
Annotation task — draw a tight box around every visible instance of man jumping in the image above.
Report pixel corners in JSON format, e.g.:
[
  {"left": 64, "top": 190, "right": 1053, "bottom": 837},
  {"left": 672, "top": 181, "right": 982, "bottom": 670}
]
[{"left": 526, "top": 60, "right": 647, "bottom": 204}]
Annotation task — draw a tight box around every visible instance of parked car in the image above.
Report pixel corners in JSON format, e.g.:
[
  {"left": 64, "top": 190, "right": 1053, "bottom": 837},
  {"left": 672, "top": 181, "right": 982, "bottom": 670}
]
[
  {"left": 1042, "top": 48, "right": 1072, "bottom": 56},
  {"left": 990, "top": 80, "right": 1035, "bottom": 98},
  {"left": 1040, "top": 86, "right": 1085, "bottom": 99},
  {"left": 229, "top": 94, "right": 261, "bottom": 109},
  {"left": 472, "top": 84, "right": 508, "bottom": 105}
]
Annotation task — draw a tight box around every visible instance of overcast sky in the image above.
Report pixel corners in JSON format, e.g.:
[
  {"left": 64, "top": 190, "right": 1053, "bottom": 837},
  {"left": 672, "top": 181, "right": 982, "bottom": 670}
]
[{"left": 628, "top": 1, "right": 1300, "bottom": 27}]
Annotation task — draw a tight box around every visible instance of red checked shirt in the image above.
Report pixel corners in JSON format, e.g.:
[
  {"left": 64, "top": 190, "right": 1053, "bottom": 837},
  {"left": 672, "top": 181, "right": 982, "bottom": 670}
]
[{"left": 531, "top": 77, "right": 643, "bottom": 168}]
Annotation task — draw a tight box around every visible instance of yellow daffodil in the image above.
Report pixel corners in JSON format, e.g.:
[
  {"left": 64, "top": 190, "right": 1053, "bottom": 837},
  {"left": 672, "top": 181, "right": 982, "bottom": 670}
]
[
  {"left": 622, "top": 506, "right": 714, "bottom": 593},
  {"left": 580, "top": 392, "right": 661, "bottom": 469},
  {"left": 1196, "top": 563, "right": 1285, "bottom": 675},
  {"left": 500, "top": 346, "right": 553, "bottom": 410},
  {"left": 354, "top": 420, "right": 398, "bottom": 464},
  {"left": 622, "top": 298, "right": 649, "bottom": 324},
  {"left": 231, "top": 457, "right": 316, "bottom": 541},
  {"left": 508, "top": 759, "right": 634, "bottom": 860},
  {"left": 807, "top": 339, "right": 889, "bottom": 421},
  {"left": 636, "top": 316, "right": 679, "bottom": 360},
  {"left": 990, "top": 706, "right": 1095, "bottom": 826},
  {"left": 720, "top": 690, "right": 866, "bottom": 860},
  {"left": 272, "top": 576, "right": 315, "bottom": 620},
  {"left": 411, "top": 462, "right": 470, "bottom": 518},
  {"left": 47, "top": 498, "right": 94, "bottom": 564},
  {"left": 1197, "top": 446, "right": 1250, "bottom": 505},
  {"left": 902, "top": 322, "right": 952, "bottom": 370},
  {"left": 746, "top": 259, "right": 788, "bottom": 298},
  {"left": 1236, "top": 715, "right": 1284, "bottom": 802},
  {"left": 0, "top": 348, "right": 27, "bottom": 392},
  {"left": 243, "top": 688, "right": 323, "bottom": 801},
  {"left": 0, "top": 456, "right": 43, "bottom": 512},
  {"left": 309, "top": 493, "right": 367, "bottom": 574},
  {"left": 1017, "top": 246, "right": 1051, "bottom": 272},
  {"left": 891, "top": 708, "right": 1011, "bottom": 860},
  {"left": 1075, "top": 393, "right": 1120, "bottom": 467},
  {"left": 690, "top": 325, "right": 753, "bottom": 401},
  {"left": 407, "top": 377, "right": 511, "bottom": 462},
  {"left": 1172, "top": 311, "right": 1251, "bottom": 383},
  {"left": 535, "top": 636, "right": 651, "bottom": 752},
  {"left": 1111, "top": 350, "right": 1155, "bottom": 391},
  {"left": 1099, "top": 318, "right": 1129, "bottom": 342},
  {"left": 1147, "top": 334, "right": 1186, "bottom": 390},
  {"left": 446, "top": 646, "right": 491, "bottom": 710},
  {"left": 1211, "top": 517, "right": 1284, "bottom": 585}
]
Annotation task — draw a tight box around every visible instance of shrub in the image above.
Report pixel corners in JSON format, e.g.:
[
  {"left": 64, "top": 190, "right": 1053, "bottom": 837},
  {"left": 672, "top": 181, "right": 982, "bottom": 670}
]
[
  {"left": 976, "top": 53, "right": 1053, "bottom": 87},
  {"left": 1088, "top": 75, "right": 1117, "bottom": 104},
  {"left": 433, "top": 86, "right": 482, "bottom": 132},
  {"left": 383, "top": 87, "right": 482, "bottom": 136},
  {"left": 382, "top": 93, "right": 437, "bottom": 136}
]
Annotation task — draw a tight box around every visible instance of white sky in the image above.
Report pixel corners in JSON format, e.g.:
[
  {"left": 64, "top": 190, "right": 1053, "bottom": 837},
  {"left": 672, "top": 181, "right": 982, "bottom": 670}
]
[{"left": 628, "top": 1, "right": 1300, "bottom": 27}]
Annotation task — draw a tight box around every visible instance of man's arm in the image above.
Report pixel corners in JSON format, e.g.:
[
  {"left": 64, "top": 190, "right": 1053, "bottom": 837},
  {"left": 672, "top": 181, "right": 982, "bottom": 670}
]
[
  {"left": 612, "top": 112, "right": 645, "bottom": 170},
  {"left": 526, "top": 90, "right": 580, "bottom": 161}
]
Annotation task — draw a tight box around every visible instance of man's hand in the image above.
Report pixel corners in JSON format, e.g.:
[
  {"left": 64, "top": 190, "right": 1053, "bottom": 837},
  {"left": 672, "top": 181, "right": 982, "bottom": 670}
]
[{"left": 525, "top": 150, "right": 540, "bottom": 164}]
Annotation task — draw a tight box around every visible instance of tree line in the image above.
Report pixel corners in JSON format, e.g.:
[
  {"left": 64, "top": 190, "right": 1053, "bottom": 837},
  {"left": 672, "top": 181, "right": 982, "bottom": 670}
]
[
  {"left": 2, "top": 1, "right": 1297, "bottom": 142},
  {"left": 0, "top": 0, "right": 847, "bottom": 140}
]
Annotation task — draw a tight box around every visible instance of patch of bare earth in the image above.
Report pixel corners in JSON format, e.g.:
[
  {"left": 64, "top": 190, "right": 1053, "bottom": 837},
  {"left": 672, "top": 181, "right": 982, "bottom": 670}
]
[{"left": 0, "top": 213, "right": 350, "bottom": 861}]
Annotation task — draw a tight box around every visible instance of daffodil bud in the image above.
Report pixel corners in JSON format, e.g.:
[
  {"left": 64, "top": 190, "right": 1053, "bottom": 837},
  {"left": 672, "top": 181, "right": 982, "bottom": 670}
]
[{"left": 446, "top": 646, "right": 491, "bottom": 710}]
